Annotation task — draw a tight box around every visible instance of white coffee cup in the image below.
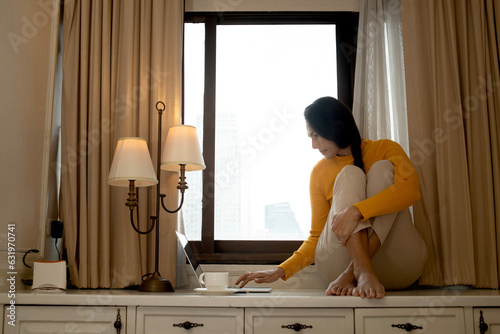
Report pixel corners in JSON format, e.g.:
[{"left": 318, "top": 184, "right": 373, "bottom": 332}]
[{"left": 198, "top": 272, "right": 229, "bottom": 291}]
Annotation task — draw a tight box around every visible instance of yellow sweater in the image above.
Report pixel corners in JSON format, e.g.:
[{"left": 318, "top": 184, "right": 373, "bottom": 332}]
[{"left": 278, "top": 139, "right": 421, "bottom": 280}]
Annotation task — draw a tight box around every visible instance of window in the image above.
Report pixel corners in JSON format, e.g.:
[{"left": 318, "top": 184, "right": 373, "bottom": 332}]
[{"left": 183, "top": 12, "right": 358, "bottom": 263}]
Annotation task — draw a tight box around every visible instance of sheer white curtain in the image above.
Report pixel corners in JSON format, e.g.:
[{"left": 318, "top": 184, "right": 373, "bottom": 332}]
[{"left": 352, "top": 0, "right": 409, "bottom": 153}]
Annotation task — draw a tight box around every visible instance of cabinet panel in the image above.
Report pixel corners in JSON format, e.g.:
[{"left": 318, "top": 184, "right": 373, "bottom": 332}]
[
  {"left": 474, "top": 308, "right": 500, "bottom": 334},
  {"left": 245, "top": 308, "right": 354, "bottom": 334},
  {"left": 4, "top": 305, "right": 125, "bottom": 334},
  {"left": 136, "top": 306, "right": 244, "bottom": 334},
  {"left": 355, "top": 308, "right": 465, "bottom": 334}
]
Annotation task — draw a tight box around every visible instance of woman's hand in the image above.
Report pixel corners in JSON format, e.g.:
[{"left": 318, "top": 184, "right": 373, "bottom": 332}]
[
  {"left": 235, "top": 267, "right": 285, "bottom": 288},
  {"left": 331, "top": 205, "right": 363, "bottom": 246}
]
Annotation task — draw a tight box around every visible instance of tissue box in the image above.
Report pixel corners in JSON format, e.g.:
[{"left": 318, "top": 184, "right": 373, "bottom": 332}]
[{"left": 32, "top": 261, "right": 67, "bottom": 291}]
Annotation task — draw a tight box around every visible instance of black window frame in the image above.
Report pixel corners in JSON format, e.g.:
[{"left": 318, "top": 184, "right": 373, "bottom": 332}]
[{"left": 183, "top": 11, "right": 359, "bottom": 264}]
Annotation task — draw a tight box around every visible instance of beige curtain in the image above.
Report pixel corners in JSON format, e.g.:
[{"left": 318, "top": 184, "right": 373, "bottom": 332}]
[
  {"left": 60, "top": 0, "right": 184, "bottom": 288},
  {"left": 401, "top": 0, "right": 500, "bottom": 288}
]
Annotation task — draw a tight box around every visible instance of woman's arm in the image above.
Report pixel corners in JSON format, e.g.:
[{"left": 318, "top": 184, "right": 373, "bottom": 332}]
[
  {"left": 354, "top": 140, "right": 421, "bottom": 220},
  {"left": 277, "top": 164, "right": 331, "bottom": 280}
]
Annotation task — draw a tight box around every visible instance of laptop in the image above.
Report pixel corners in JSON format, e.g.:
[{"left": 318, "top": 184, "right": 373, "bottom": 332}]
[{"left": 176, "top": 231, "right": 272, "bottom": 293}]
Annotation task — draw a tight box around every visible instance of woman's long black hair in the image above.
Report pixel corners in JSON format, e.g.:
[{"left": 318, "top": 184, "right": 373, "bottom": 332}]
[{"left": 304, "top": 96, "right": 364, "bottom": 172}]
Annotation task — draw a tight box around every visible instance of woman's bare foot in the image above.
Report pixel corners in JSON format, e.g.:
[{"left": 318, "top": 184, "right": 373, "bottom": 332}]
[
  {"left": 326, "top": 271, "right": 357, "bottom": 296},
  {"left": 342, "top": 229, "right": 385, "bottom": 299},
  {"left": 352, "top": 270, "right": 385, "bottom": 299}
]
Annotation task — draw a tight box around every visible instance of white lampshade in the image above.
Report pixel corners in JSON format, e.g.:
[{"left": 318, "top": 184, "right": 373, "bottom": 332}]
[
  {"left": 161, "top": 125, "right": 206, "bottom": 171},
  {"left": 107, "top": 137, "right": 158, "bottom": 187}
]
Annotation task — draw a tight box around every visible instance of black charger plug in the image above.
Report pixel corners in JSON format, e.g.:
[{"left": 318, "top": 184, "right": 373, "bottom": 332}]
[{"left": 51, "top": 220, "right": 63, "bottom": 239}]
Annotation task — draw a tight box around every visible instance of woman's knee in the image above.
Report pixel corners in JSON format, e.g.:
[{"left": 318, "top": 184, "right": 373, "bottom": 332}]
[
  {"left": 339, "top": 164, "right": 366, "bottom": 179},
  {"left": 367, "top": 160, "right": 393, "bottom": 179},
  {"left": 332, "top": 165, "right": 367, "bottom": 208},
  {"left": 334, "top": 165, "right": 366, "bottom": 194},
  {"left": 367, "top": 160, "right": 394, "bottom": 196}
]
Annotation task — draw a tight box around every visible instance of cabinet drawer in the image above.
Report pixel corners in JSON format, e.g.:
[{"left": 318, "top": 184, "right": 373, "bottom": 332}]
[
  {"left": 355, "top": 308, "right": 465, "bottom": 334},
  {"left": 136, "top": 306, "right": 244, "bottom": 334},
  {"left": 474, "top": 308, "right": 500, "bottom": 334},
  {"left": 245, "top": 308, "right": 354, "bottom": 334},
  {"left": 4, "top": 305, "right": 125, "bottom": 334}
]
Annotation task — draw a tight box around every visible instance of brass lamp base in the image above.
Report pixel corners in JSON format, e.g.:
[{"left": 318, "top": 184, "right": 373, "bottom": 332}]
[{"left": 138, "top": 272, "right": 175, "bottom": 292}]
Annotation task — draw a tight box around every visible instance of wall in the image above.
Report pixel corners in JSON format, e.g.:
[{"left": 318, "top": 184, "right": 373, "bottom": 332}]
[{"left": 0, "top": 0, "right": 60, "bottom": 288}]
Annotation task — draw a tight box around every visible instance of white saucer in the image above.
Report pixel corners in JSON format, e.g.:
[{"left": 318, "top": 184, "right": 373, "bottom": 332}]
[{"left": 194, "top": 288, "right": 238, "bottom": 295}]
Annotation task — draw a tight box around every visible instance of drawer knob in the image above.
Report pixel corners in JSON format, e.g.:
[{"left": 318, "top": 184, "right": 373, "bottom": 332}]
[
  {"left": 281, "top": 323, "right": 313, "bottom": 331},
  {"left": 391, "top": 323, "right": 423, "bottom": 332},
  {"left": 173, "top": 321, "right": 204, "bottom": 330},
  {"left": 114, "top": 309, "right": 122, "bottom": 334},
  {"left": 479, "top": 310, "right": 489, "bottom": 334}
]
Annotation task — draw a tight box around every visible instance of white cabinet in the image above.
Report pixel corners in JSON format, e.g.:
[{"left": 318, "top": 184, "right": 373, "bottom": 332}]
[
  {"left": 4, "top": 305, "right": 125, "bottom": 334},
  {"left": 355, "top": 308, "right": 466, "bottom": 334},
  {"left": 245, "top": 308, "right": 354, "bottom": 334},
  {"left": 3, "top": 290, "right": 500, "bottom": 334},
  {"left": 474, "top": 308, "right": 500, "bottom": 334},
  {"left": 136, "top": 306, "right": 244, "bottom": 334}
]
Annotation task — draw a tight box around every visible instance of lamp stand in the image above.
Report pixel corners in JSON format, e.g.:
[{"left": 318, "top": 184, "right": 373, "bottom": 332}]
[
  {"left": 138, "top": 272, "right": 174, "bottom": 292},
  {"left": 129, "top": 102, "right": 184, "bottom": 293}
]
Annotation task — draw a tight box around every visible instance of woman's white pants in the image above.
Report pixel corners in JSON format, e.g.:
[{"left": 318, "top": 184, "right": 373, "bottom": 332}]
[{"left": 314, "top": 160, "right": 427, "bottom": 290}]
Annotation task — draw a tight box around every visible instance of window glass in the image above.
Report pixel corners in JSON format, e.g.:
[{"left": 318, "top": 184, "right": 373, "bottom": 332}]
[{"left": 184, "top": 23, "right": 338, "bottom": 241}]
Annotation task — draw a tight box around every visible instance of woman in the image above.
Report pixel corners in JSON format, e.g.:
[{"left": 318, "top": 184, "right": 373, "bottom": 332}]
[{"left": 236, "top": 96, "right": 427, "bottom": 299}]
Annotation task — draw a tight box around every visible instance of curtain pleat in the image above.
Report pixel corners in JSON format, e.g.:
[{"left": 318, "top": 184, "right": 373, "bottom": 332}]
[
  {"left": 402, "top": 0, "right": 500, "bottom": 288},
  {"left": 61, "top": 0, "right": 184, "bottom": 288},
  {"left": 484, "top": 0, "right": 500, "bottom": 286}
]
